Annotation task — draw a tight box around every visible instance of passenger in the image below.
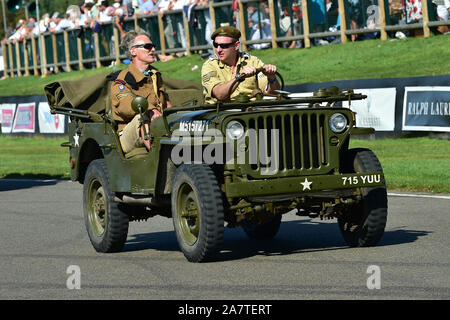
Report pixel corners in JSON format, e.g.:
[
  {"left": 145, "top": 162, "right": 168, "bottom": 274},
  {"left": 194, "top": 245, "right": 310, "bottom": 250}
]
[
  {"left": 201, "top": 26, "right": 280, "bottom": 104},
  {"left": 109, "top": 30, "right": 171, "bottom": 153}
]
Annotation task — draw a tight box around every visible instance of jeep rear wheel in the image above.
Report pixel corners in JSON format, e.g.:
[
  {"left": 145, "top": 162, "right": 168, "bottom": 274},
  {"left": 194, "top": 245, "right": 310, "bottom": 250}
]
[
  {"left": 83, "top": 159, "right": 129, "bottom": 253},
  {"left": 338, "top": 148, "right": 388, "bottom": 247},
  {"left": 171, "top": 164, "right": 224, "bottom": 262}
]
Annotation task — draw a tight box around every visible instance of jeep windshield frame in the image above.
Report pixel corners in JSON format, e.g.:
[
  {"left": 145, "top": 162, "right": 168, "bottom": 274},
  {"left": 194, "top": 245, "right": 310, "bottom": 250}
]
[{"left": 163, "top": 92, "right": 367, "bottom": 116}]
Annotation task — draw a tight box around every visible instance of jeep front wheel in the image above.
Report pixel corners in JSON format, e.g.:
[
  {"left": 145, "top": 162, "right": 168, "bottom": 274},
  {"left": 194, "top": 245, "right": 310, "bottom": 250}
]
[
  {"left": 171, "top": 164, "right": 224, "bottom": 262},
  {"left": 83, "top": 159, "right": 129, "bottom": 253},
  {"left": 338, "top": 148, "right": 388, "bottom": 247}
]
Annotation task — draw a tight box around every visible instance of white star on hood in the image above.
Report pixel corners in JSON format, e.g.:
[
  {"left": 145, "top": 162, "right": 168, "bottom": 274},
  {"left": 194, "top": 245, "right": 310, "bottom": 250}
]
[{"left": 301, "top": 178, "right": 312, "bottom": 191}]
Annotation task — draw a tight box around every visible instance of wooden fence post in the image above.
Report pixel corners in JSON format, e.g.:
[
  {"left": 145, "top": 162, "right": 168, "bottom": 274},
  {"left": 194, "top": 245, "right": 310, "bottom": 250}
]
[
  {"left": 94, "top": 32, "right": 101, "bottom": 68},
  {"left": 77, "top": 35, "right": 84, "bottom": 70},
  {"left": 301, "top": 0, "right": 311, "bottom": 48},
  {"left": 238, "top": 0, "right": 247, "bottom": 51},
  {"left": 337, "top": 0, "right": 347, "bottom": 43},
  {"left": 31, "top": 36, "right": 38, "bottom": 75},
  {"left": 267, "top": 0, "right": 278, "bottom": 48},
  {"left": 40, "top": 35, "right": 48, "bottom": 76},
  {"left": 378, "top": 0, "right": 388, "bottom": 40},
  {"left": 183, "top": 11, "right": 192, "bottom": 56},
  {"left": 209, "top": 0, "right": 216, "bottom": 31},
  {"left": 23, "top": 40, "right": 30, "bottom": 76},
  {"left": 1, "top": 42, "right": 9, "bottom": 78},
  {"left": 64, "top": 30, "right": 72, "bottom": 72},
  {"left": 15, "top": 41, "right": 22, "bottom": 76},
  {"left": 8, "top": 41, "right": 14, "bottom": 77},
  {"left": 134, "top": 15, "right": 139, "bottom": 31},
  {"left": 157, "top": 13, "right": 166, "bottom": 55},
  {"left": 421, "top": 0, "right": 431, "bottom": 37},
  {"left": 113, "top": 27, "right": 121, "bottom": 66},
  {"left": 52, "top": 34, "right": 59, "bottom": 73}
]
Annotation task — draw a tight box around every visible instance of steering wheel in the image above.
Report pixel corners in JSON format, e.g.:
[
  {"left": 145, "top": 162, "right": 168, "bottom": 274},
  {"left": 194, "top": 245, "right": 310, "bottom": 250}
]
[{"left": 227, "top": 67, "right": 285, "bottom": 102}]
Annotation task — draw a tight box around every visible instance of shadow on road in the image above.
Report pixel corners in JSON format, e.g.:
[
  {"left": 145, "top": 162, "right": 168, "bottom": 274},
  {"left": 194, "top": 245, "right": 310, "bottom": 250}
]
[
  {"left": 124, "top": 230, "right": 179, "bottom": 253},
  {"left": 123, "top": 219, "right": 431, "bottom": 261},
  {"left": 0, "top": 178, "right": 62, "bottom": 191}
]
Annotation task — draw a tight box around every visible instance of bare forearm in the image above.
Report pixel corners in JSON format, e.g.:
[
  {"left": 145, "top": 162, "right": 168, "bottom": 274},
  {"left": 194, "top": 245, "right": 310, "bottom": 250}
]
[{"left": 211, "top": 80, "right": 239, "bottom": 101}]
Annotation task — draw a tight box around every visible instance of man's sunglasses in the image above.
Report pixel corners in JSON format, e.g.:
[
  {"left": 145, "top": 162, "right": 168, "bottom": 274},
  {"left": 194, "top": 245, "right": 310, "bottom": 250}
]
[
  {"left": 132, "top": 43, "right": 156, "bottom": 50},
  {"left": 213, "top": 41, "right": 236, "bottom": 49}
]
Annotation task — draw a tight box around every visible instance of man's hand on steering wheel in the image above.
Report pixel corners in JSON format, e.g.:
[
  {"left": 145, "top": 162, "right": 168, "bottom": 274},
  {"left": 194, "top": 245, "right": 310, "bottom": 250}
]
[
  {"left": 262, "top": 64, "right": 277, "bottom": 81},
  {"left": 240, "top": 66, "right": 258, "bottom": 79},
  {"left": 240, "top": 65, "right": 277, "bottom": 81}
]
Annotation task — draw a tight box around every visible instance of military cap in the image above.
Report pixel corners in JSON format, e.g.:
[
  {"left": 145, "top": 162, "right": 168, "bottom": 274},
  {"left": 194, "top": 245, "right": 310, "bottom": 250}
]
[{"left": 211, "top": 26, "right": 241, "bottom": 40}]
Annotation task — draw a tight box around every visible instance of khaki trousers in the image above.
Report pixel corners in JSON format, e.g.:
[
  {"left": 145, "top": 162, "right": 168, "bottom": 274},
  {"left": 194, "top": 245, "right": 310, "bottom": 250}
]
[{"left": 119, "top": 114, "right": 149, "bottom": 154}]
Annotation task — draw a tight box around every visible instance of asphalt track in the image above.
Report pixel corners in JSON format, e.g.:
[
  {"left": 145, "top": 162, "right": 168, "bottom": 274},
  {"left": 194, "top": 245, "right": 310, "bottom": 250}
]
[{"left": 0, "top": 179, "right": 448, "bottom": 301}]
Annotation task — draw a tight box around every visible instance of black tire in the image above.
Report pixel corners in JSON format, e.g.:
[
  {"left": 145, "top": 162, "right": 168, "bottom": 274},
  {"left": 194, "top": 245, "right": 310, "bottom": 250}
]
[
  {"left": 171, "top": 164, "right": 224, "bottom": 262},
  {"left": 338, "top": 148, "right": 388, "bottom": 247},
  {"left": 242, "top": 215, "right": 282, "bottom": 240},
  {"left": 83, "top": 159, "right": 129, "bottom": 253}
]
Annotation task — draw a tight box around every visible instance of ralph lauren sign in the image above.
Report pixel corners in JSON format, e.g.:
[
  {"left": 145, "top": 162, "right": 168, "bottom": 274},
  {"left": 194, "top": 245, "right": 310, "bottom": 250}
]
[{"left": 402, "top": 87, "right": 450, "bottom": 132}]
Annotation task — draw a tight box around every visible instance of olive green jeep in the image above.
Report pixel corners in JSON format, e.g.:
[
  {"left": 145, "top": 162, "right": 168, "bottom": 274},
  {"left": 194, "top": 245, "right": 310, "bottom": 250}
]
[{"left": 45, "top": 71, "right": 388, "bottom": 262}]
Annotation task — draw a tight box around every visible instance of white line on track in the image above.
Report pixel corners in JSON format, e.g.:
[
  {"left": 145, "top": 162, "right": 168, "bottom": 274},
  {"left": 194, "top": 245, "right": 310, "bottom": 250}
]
[{"left": 388, "top": 192, "right": 450, "bottom": 200}]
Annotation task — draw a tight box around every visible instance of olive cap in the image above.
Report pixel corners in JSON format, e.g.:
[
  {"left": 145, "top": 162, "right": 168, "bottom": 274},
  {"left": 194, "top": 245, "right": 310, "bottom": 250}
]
[{"left": 211, "top": 26, "right": 241, "bottom": 40}]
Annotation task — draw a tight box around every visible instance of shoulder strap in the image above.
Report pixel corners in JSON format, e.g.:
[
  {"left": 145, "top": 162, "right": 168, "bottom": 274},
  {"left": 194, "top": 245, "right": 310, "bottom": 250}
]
[
  {"left": 106, "top": 70, "right": 122, "bottom": 81},
  {"left": 106, "top": 70, "right": 138, "bottom": 90}
]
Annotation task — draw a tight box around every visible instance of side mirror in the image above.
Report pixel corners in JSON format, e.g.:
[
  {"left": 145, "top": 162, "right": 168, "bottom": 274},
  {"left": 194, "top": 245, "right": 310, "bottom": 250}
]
[{"left": 131, "top": 96, "right": 149, "bottom": 114}]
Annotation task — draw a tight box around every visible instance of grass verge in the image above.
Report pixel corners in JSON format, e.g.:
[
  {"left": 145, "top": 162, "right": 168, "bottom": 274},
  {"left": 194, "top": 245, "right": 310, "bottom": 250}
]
[
  {"left": 0, "top": 136, "right": 70, "bottom": 179},
  {"left": 1, "top": 35, "right": 449, "bottom": 96},
  {"left": 349, "top": 137, "right": 450, "bottom": 194},
  {"left": 0, "top": 136, "right": 449, "bottom": 193}
]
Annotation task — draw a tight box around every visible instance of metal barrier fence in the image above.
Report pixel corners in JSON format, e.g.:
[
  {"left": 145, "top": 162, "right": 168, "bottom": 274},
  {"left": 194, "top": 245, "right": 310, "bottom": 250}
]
[{"left": 2, "top": 0, "right": 449, "bottom": 77}]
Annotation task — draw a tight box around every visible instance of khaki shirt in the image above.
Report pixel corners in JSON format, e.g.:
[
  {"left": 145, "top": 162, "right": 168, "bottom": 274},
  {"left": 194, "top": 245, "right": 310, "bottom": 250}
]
[
  {"left": 111, "top": 62, "right": 167, "bottom": 131},
  {"left": 201, "top": 52, "right": 268, "bottom": 104}
]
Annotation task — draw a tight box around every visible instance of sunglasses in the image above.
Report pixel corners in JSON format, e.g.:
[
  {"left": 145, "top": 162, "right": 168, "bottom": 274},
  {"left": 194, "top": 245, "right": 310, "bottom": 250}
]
[
  {"left": 132, "top": 43, "right": 156, "bottom": 50},
  {"left": 213, "top": 41, "right": 236, "bottom": 49}
]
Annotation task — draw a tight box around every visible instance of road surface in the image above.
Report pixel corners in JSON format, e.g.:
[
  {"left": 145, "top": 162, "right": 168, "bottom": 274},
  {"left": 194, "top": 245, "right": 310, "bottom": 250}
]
[{"left": 0, "top": 179, "right": 448, "bottom": 302}]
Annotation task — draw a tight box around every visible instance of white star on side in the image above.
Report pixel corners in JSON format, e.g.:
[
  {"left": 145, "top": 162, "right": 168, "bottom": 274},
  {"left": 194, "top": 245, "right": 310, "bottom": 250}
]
[
  {"left": 301, "top": 178, "right": 312, "bottom": 191},
  {"left": 73, "top": 133, "right": 80, "bottom": 147}
]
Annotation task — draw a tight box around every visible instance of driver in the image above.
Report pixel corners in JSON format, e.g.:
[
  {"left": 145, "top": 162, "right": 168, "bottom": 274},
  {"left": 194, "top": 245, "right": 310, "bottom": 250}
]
[
  {"left": 201, "top": 26, "right": 280, "bottom": 104},
  {"left": 109, "top": 30, "right": 170, "bottom": 153}
]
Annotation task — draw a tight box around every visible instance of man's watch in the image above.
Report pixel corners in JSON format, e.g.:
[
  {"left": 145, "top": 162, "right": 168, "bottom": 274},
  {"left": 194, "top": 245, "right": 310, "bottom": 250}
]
[{"left": 268, "top": 77, "right": 277, "bottom": 84}]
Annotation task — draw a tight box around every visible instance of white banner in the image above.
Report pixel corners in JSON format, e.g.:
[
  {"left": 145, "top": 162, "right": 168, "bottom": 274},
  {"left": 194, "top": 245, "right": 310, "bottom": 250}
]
[
  {"left": 38, "top": 102, "right": 65, "bottom": 134},
  {"left": 12, "top": 103, "right": 36, "bottom": 133},
  {"left": 290, "top": 88, "right": 396, "bottom": 131},
  {"left": 0, "top": 103, "right": 17, "bottom": 134},
  {"left": 343, "top": 88, "right": 396, "bottom": 131}
]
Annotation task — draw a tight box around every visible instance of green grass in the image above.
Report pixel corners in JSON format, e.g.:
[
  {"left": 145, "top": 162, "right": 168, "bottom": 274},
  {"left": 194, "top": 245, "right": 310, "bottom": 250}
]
[
  {"left": 1, "top": 35, "right": 450, "bottom": 96},
  {"left": 1, "top": 36, "right": 449, "bottom": 192},
  {"left": 1, "top": 136, "right": 449, "bottom": 193},
  {"left": 350, "top": 137, "right": 450, "bottom": 194},
  {"left": 0, "top": 136, "right": 70, "bottom": 179}
]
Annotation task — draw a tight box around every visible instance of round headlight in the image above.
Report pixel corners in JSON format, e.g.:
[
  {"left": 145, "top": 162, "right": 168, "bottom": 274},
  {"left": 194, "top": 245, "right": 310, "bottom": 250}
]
[
  {"left": 329, "top": 113, "right": 348, "bottom": 133},
  {"left": 226, "top": 121, "right": 244, "bottom": 140}
]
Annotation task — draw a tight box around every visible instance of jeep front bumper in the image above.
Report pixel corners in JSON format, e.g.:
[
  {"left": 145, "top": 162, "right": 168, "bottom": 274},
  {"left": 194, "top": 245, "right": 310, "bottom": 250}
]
[{"left": 225, "top": 172, "right": 384, "bottom": 198}]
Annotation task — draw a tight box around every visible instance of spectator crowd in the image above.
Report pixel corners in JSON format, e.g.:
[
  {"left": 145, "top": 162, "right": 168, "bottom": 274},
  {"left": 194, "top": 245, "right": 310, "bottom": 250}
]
[
  {"left": 2, "top": 0, "right": 449, "bottom": 60},
  {"left": 4, "top": 0, "right": 212, "bottom": 44}
]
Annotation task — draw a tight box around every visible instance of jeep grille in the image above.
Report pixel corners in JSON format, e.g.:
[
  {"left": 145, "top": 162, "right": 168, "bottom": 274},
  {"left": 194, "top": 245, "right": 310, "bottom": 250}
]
[{"left": 234, "top": 110, "right": 348, "bottom": 178}]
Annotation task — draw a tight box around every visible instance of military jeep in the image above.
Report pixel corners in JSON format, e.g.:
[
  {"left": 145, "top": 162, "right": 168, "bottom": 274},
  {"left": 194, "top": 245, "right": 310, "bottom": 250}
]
[{"left": 45, "top": 70, "right": 388, "bottom": 262}]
